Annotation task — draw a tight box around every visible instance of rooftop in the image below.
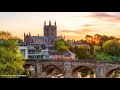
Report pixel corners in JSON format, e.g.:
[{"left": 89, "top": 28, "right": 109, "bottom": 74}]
[{"left": 48, "top": 50, "right": 74, "bottom": 56}]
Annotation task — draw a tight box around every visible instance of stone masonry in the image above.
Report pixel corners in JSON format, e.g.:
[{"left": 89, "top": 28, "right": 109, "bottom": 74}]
[{"left": 25, "top": 59, "right": 120, "bottom": 78}]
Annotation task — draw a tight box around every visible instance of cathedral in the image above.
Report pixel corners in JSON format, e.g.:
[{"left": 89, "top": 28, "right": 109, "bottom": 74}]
[{"left": 24, "top": 20, "right": 64, "bottom": 50}]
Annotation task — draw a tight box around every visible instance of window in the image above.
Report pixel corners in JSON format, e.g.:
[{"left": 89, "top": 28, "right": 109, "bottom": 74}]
[
  {"left": 45, "top": 33, "right": 49, "bottom": 36},
  {"left": 45, "top": 28, "right": 49, "bottom": 32}
]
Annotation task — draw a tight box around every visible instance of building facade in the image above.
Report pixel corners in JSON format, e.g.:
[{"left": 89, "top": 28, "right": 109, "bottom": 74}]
[
  {"left": 48, "top": 51, "right": 75, "bottom": 60},
  {"left": 19, "top": 43, "right": 50, "bottom": 60}
]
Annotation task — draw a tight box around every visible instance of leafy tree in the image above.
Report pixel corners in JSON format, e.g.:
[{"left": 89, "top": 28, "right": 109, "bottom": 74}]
[
  {"left": 69, "top": 46, "right": 75, "bottom": 53},
  {"left": 57, "top": 46, "right": 69, "bottom": 51},
  {"left": 94, "top": 53, "right": 111, "bottom": 61},
  {"left": 102, "top": 40, "right": 120, "bottom": 56},
  {"left": 94, "top": 45, "right": 102, "bottom": 54},
  {"left": 85, "top": 35, "right": 93, "bottom": 44},
  {"left": 18, "top": 38, "right": 23, "bottom": 43},
  {"left": 64, "top": 40, "right": 72, "bottom": 49},
  {"left": 0, "top": 31, "right": 18, "bottom": 40},
  {"left": 75, "top": 45, "right": 91, "bottom": 59},
  {"left": 54, "top": 40, "right": 65, "bottom": 50},
  {"left": 0, "top": 31, "right": 25, "bottom": 78},
  {"left": 74, "top": 46, "right": 79, "bottom": 56},
  {"left": 89, "top": 44, "right": 94, "bottom": 56}
]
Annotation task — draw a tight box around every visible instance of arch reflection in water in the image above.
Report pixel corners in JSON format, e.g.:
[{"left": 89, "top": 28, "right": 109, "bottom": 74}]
[
  {"left": 72, "top": 66, "right": 96, "bottom": 78},
  {"left": 28, "top": 65, "right": 36, "bottom": 78},
  {"left": 106, "top": 68, "right": 120, "bottom": 78},
  {"left": 42, "top": 65, "right": 64, "bottom": 78}
]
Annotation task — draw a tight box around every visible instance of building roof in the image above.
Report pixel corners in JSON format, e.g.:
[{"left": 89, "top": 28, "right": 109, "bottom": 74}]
[
  {"left": 48, "top": 50, "right": 74, "bottom": 56},
  {"left": 30, "top": 36, "right": 48, "bottom": 38},
  {"left": 29, "top": 36, "right": 58, "bottom": 39},
  {"left": 74, "top": 42, "right": 83, "bottom": 45},
  {"left": 30, "top": 42, "right": 46, "bottom": 45}
]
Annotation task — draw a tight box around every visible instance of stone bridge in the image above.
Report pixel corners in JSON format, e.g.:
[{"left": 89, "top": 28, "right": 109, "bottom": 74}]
[{"left": 25, "top": 59, "right": 120, "bottom": 78}]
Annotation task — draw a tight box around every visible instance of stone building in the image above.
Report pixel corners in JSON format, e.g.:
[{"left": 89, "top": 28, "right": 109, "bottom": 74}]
[
  {"left": 48, "top": 50, "right": 75, "bottom": 60},
  {"left": 24, "top": 20, "right": 64, "bottom": 50}
]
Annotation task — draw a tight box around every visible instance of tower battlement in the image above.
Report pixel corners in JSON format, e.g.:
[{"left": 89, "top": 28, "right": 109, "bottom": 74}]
[{"left": 44, "top": 20, "right": 57, "bottom": 37}]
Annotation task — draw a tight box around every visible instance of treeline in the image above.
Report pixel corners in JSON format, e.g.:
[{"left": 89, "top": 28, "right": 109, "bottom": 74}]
[
  {"left": 71, "top": 34, "right": 120, "bottom": 61},
  {"left": 55, "top": 34, "right": 120, "bottom": 61}
]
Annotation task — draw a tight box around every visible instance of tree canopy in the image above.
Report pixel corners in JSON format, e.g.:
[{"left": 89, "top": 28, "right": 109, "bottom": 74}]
[
  {"left": 102, "top": 40, "right": 120, "bottom": 56},
  {"left": 57, "top": 46, "right": 69, "bottom": 51},
  {"left": 0, "top": 31, "right": 25, "bottom": 78},
  {"left": 54, "top": 40, "right": 65, "bottom": 50}
]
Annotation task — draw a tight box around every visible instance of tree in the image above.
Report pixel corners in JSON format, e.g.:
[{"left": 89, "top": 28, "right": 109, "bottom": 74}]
[
  {"left": 0, "top": 31, "right": 25, "bottom": 78},
  {"left": 94, "top": 45, "right": 102, "bottom": 54},
  {"left": 109, "top": 36, "right": 116, "bottom": 40},
  {"left": 102, "top": 40, "right": 120, "bottom": 56},
  {"left": 18, "top": 38, "right": 23, "bottom": 43},
  {"left": 99, "top": 35, "right": 116, "bottom": 46},
  {"left": 75, "top": 45, "right": 91, "bottom": 59},
  {"left": 80, "top": 39, "right": 87, "bottom": 44},
  {"left": 0, "top": 31, "right": 18, "bottom": 40},
  {"left": 69, "top": 46, "right": 75, "bottom": 53},
  {"left": 85, "top": 35, "right": 93, "bottom": 44},
  {"left": 89, "top": 44, "right": 94, "bottom": 56},
  {"left": 64, "top": 40, "right": 72, "bottom": 49},
  {"left": 54, "top": 40, "right": 65, "bottom": 50},
  {"left": 57, "top": 46, "right": 69, "bottom": 51},
  {"left": 93, "top": 34, "right": 101, "bottom": 45}
]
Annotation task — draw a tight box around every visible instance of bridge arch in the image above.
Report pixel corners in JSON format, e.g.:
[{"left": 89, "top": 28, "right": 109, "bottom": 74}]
[
  {"left": 42, "top": 65, "right": 64, "bottom": 78},
  {"left": 72, "top": 66, "right": 96, "bottom": 78},
  {"left": 24, "top": 64, "right": 37, "bottom": 78},
  {"left": 106, "top": 67, "right": 120, "bottom": 78}
]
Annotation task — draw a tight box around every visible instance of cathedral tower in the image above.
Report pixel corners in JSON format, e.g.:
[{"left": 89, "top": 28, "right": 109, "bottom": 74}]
[{"left": 44, "top": 20, "right": 57, "bottom": 37}]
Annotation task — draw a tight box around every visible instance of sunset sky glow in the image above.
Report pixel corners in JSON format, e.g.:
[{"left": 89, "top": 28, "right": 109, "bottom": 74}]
[{"left": 0, "top": 12, "right": 120, "bottom": 40}]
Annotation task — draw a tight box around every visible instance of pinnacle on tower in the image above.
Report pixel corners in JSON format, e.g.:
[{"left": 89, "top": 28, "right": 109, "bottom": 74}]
[
  {"left": 54, "top": 20, "right": 56, "bottom": 26},
  {"left": 49, "top": 20, "right": 51, "bottom": 25},
  {"left": 24, "top": 32, "right": 25, "bottom": 36},
  {"left": 29, "top": 32, "right": 31, "bottom": 36},
  {"left": 44, "top": 20, "right": 46, "bottom": 26}
]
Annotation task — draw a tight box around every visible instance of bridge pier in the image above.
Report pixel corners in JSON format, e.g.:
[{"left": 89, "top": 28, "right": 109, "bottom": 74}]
[
  {"left": 95, "top": 65, "right": 106, "bottom": 78},
  {"left": 64, "top": 62, "right": 73, "bottom": 78},
  {"left": 36, "top": 61, "right": 43, "bottom": 78}
]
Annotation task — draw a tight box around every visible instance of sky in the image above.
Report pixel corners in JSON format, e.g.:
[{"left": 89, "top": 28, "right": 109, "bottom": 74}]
[{"left": 0, "top": 12, "right": 120, "bottom": 40}]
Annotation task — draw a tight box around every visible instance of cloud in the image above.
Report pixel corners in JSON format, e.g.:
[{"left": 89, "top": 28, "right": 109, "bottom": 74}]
[
  {"left": 82, "top": 24, "right": 93, "bottom": 27},
  {"left": 90, "top": 12, "right": 113, "bottom": 18},
  {"left": 59, "top": 27, "right": 120, "bottom": 40},
  {"left": 72, "top": 12, "right": 120, "bottom": 22},
  {"left": 59, "top": 28, "right": 99, "bottom": 40},
  {"left": 90, "top": 12, "right": 120, "bottom": 22},
  {"left": 60, "top": 28, "right": 97, "bottom": 35}
]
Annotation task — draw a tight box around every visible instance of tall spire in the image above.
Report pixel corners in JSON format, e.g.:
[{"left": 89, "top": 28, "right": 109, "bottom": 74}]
[
  {"left": 49, "top": 20, "right": 51, "bottom": 25},
  {"left": 54, "top": 20, "right": 56, "bottom": 26},
  {"left": 44, "top": 20, "right": 46, "bottom": 26}
]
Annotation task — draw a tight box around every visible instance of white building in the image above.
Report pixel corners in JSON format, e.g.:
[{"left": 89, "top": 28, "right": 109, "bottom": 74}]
[
  {"left": 19, "top": 43, "right": 50, "bottom": 60},
  {"left": 19, "top": 46, "right": 28, "bottom": 59}
]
